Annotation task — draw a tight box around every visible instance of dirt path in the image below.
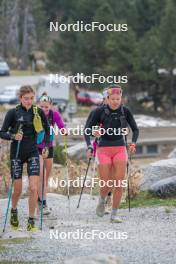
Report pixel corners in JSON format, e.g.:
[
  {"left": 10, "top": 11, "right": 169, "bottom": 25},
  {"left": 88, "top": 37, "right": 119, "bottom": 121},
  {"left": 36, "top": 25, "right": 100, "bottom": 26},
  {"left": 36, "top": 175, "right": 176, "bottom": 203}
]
[{"left": 0, "top": 193, "right": 176, "bottom": 264}]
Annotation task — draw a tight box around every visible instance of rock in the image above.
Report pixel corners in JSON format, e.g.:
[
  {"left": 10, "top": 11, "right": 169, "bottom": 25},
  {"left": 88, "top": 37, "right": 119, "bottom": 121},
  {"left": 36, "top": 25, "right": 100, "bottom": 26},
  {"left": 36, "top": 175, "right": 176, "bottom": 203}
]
[
  {"left": 64, "top": 255, "right": 123, "bottom": 264},
  {"left": 140, "top": 158, "right": 176, "bottom": 191},
  {"left": 168, "top": 148, "right": 176, "bottom": 159},
  {"left": 66, "top": 142, "right": 87, "bottom": 160},
  {"left": 53, "top": 164, "right": 64, "bottom": 169},
  {"left": 149, "top": 176, "right": 176, "bottom": 198}
]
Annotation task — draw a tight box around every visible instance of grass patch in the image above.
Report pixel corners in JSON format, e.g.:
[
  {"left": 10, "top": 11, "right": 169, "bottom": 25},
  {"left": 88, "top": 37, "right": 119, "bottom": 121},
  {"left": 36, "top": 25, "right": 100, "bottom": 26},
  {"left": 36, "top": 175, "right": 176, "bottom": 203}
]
[
  {"left": 0, "top": 105, "right": 6, "bottom": 112},
  {"left": 0, "top": 235, "right": 44, "bottom": 263},
  {"left": 53, "top": 143, "right": 66, "bottom": 165},
  {"left": 0, "top": 261, "right": 33, "bottom": 264},
  {"left": 91, "top": 188, "right": 176, "bottom": 209},
  {"left": 120, "top": 192, "right": 176, "bottom": 209},
  {"left": 0, "top": 237, "right": 33, "bottom": 263},
  {"left": 0, "top": 237, "right": 31, "bottom": 252},
  {"left": 11, "top": 70, "right": 43, "bottom": 76}
]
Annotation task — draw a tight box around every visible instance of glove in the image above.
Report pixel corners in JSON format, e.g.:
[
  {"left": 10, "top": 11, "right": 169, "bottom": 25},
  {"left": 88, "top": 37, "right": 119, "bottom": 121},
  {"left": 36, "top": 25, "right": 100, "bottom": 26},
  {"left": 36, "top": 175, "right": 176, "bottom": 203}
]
[
  {"left": 61, "top": 128, "right": 68, "bottom": 136},
  {"left": 13, "top": 130, "right": 23, "bottom": 141},
  {"left": 92, "top": 125, "right": 103, "bottom": 138},
  {"left": 87, "top": 145, "right": 93, "bottom": 160},
  {"left": 128, "top": 143, "right": 136, "bottom": 154},
  {"left": 42, "top": 147, "right": 49, "bottom": 158}
]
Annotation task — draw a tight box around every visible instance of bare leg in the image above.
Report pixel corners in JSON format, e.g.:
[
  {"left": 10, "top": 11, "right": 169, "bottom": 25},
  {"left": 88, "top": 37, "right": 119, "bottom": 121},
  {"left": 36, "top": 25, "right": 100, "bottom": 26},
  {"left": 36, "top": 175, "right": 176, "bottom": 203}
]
[
  {"left": 112, "top": 161, "right": 127, "bottom": 209},
  {"left": 98, "top": 164, "right": 113, "bottom": 198},
  {"left": 96, "top": 164, "right": 114, "bottom": 217},
  {"left": 44, "top": 158, "right": 53, "bottom": 199},
  {"left": 12, "top": 179, "right": 22, "bottom": 209},
  {"left": 28, "top": 176, "right": 38, "bottom": 218},
  {"left": 38, "top": 155, "right": 45, "bottom": 201}
]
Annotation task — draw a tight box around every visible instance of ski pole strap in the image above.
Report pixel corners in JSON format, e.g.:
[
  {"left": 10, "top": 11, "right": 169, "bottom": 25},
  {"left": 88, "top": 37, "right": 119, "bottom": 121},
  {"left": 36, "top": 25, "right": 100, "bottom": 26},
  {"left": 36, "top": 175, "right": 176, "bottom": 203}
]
[{"left": 87, "top": 145, "right": 93, "bottom": 153}]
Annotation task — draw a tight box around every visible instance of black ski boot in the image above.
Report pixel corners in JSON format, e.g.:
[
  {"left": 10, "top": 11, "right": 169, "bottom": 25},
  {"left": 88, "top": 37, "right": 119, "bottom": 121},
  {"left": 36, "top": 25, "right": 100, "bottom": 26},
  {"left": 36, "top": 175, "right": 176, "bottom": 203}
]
[{"left": 10, "top": 208, "right": 19, "bottom": 229}]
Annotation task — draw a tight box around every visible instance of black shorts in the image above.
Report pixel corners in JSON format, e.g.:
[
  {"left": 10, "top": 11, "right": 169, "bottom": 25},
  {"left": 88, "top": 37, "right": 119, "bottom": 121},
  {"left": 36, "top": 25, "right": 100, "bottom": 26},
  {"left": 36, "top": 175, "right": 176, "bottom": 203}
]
[
  {"left": 38, "top": 147, "right": 54, "bottom": 159},
  {"left": 10, "top": 140, "right": 40, "bottom": 180}
]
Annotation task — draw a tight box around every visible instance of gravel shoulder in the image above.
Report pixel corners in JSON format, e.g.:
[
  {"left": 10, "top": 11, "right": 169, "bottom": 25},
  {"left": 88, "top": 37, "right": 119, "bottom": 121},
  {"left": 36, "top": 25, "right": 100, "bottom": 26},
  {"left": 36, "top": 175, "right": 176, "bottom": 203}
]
[{"left": 0, "top": 193, "right": 176, "bottom": 264}]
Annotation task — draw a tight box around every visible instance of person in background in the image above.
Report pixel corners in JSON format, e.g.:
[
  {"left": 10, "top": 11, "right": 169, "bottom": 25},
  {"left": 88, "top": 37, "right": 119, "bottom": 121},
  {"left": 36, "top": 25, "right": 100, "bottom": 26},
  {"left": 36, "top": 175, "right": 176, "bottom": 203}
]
[{"left": 37, "top": 92, "right": 66, "bottom": 215}]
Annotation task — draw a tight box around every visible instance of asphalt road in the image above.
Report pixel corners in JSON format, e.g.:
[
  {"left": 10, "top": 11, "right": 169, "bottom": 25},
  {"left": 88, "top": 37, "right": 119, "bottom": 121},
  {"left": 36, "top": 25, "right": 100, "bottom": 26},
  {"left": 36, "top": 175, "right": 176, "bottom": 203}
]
[{"left": 0, "top": 75, "right": 43, "bottom": 92}]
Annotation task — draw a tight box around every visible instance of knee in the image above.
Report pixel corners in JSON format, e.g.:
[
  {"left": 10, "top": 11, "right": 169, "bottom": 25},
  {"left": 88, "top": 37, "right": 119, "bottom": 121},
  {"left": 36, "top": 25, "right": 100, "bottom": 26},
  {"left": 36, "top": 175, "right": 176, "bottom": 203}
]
[
  {"left": 13, "top": 184, "right": 22, "bottom": 197},
  {"left": 45, "top": 169, "right": 51, "bottom": 179},
  {"left": 13, "top": 189, "right": 22, "bottom": 197},
  {"left": 113, "top": 169, "right": 126, "bottom": 181},
  {"left": 29, "top": 185, "right": 38, "bottom": 195}
]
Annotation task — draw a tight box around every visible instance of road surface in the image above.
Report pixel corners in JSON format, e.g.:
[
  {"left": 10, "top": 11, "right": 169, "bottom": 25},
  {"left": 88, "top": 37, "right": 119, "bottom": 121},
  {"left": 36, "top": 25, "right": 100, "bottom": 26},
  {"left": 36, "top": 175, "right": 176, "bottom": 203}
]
[
  {"left": 0, "top": 194, "right": 176, "bottom": 264},
  {"left": 0, "top": 75, "right": 43, "bottom": 92}
]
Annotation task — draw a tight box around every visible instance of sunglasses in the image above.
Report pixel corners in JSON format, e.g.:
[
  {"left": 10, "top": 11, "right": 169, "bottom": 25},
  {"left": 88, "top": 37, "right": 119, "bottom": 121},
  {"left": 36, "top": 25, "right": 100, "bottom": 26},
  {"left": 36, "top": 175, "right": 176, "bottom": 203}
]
[{"left": 39, "top": 95, "right": 52, "bottom": 103}]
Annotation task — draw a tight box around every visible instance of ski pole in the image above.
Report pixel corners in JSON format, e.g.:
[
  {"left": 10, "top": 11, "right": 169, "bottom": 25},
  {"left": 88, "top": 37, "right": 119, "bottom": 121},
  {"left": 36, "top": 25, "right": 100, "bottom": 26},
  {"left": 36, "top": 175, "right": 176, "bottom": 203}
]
[
  {"left": 64, "top": 134, "right": 70, "bottom": 213},
  {"left": 77, "top": 157, "right": 91, "bottom": 209},
  {"left": 2, "top": 124, "right": 23, "bottom": 233},
  {"left": 90, "top": 156, "right": 97, "bottom": 197},
  {"left": 0, "top": 175, "right": 2, "bottom": 192},
  {"left": 127, "top": 153, "right": 132, "bottom": 212},
  {"left": 40, "top": 160, "right": 45, "bottom": 230},
  {"left": 90, "top": 138, "right": 98, "bottom": 197}
]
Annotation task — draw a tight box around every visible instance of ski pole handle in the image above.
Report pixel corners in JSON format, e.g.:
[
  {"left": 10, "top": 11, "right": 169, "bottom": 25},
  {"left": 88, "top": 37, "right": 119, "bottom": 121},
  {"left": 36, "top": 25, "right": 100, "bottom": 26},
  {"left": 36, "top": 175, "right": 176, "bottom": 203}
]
[{"left": 12, "top": 123, "right": 23, "bottom": 141}]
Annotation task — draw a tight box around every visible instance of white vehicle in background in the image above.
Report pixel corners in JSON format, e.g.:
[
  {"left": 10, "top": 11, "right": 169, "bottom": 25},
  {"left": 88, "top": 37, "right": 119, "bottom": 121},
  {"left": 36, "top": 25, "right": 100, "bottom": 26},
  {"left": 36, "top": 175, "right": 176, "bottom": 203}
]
[
  {"left": 0, "top": 61, "right": 10, "bottom": 76},
  {"left": 0, "top": 85, "right": 20, "bottom": 104},
  {"left": 37, "top": 75, "right": 70, "bottom": 113}
]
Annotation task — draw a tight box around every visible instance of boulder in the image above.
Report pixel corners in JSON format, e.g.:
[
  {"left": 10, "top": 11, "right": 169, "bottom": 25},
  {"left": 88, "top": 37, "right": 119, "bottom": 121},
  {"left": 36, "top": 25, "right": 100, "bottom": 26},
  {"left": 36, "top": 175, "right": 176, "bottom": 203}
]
[
  {"left": 140, "top": 158, "right": 176, "bottom": 191},
  {"left": 149, "top": 176, "right": 176, "bottom": 198},
  {"left": 64, "top": 255, "right": 123, "bottom": 264},
  {"left": 66, "top": 142, "right": 87, "bottom": 160},
  {"left": 168, "top": 148, "right": 176, "bottom": 159}
]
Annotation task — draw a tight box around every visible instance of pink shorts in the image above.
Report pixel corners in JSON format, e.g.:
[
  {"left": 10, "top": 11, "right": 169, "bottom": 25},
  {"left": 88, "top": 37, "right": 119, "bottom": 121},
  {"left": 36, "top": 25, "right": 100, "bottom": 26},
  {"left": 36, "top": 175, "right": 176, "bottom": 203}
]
[{"left": 97, "top": 146, "right": 128, "bottom": 165}]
